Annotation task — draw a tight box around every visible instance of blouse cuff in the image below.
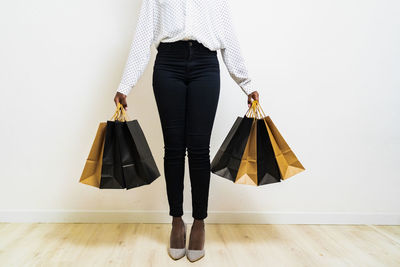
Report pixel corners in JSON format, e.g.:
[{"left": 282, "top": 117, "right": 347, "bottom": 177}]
[
  {"left": 117, "top": 82, "right": 132, "bottom": 96},
  {"left": 240, "top": 79, "right": 254, "bottom": 96}
]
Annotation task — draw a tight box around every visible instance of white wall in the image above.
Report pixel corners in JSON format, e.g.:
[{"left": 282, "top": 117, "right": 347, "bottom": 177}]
[{"left": 0, "top": 0, "right": 399, "bottom": 224}]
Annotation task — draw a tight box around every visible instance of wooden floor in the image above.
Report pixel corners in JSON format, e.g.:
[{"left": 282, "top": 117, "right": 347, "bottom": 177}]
[{"left": 0, "top": 223, "right": 399, "bottom": 266}]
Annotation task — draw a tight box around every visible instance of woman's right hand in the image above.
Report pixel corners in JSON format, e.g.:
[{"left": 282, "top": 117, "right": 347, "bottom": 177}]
[{"left": 114, "top": 92, "right": 128, "bottom": 111}]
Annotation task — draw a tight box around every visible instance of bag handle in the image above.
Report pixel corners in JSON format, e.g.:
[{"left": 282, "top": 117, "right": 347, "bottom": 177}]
[
  {"left": 245, "top": 100, "right": 262, "bottom": 120},
  {"left": 110, "top": 102, "right": 131, "bottom": 122},
  {"left": 255, "top": 100, "right": 268, "bottom": 119}
]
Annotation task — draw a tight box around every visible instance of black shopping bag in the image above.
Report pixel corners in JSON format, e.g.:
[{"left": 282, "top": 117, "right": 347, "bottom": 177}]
[
  {"left": 112, "top": 103, "right": 161, "bottom": 190},
  {"left": 210, "top": 115, "right": 253, "bottom": 182},
  {"left": 115, "top": 119, "right": 160, "bottom": 189},
  {"left": 256, "top": 118, "right": 281, "bottom": 185},
  {"left": 100, "top": 120, "right": 126, "bottom": 189},
  {"left": 125, "top": 120, "right": 161, "bottom": 187}
]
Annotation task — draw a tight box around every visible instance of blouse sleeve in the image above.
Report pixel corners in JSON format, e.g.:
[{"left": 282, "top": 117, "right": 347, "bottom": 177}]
[
  {"left": 219, "top": 0, "right": 255, "bottom": 96},
  {"left": 117, "top": 0, "right": 155, "bottom": 96}
]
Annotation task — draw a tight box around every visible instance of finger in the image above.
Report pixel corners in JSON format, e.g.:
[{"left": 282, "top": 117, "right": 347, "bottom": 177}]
[
  {"left": 252, "top": 94, "right": 258, "bottom": 102},
  {"left": 122, "top": 100, "right": 128, "bottom": 110}
]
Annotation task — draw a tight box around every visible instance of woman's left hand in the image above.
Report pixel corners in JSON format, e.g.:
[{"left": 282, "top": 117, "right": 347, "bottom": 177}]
[{"left": 247, "top": 91, "right": 259, "bottom": 108}]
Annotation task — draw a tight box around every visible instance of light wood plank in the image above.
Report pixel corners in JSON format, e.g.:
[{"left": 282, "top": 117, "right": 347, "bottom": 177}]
[{"left": 0, "top": 223, "right": 399, "bottom": 267}]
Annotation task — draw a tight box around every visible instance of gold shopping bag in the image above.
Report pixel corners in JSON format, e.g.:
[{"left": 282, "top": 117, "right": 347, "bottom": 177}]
[
  {"left": 79, "top": 122, "right": 107, "bottom": 188},
  {"left": 235, "top": 112, "right": 258, "bottom": 185}
]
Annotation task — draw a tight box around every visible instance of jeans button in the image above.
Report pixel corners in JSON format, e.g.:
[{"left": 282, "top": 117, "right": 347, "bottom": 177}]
[{"left": 189, "top": 41, "right": 192, "bottom": 46}]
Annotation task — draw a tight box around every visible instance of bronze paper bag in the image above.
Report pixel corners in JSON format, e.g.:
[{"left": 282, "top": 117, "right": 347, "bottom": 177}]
[
  {"left": 79, "top": 122, "right": 107, "bottom": 187},
  {"left": 235, "top": 117, "right": 258, "bottom": 185},
  {"left": 263, "top": 115, "right": 305, "bottom": 180}
]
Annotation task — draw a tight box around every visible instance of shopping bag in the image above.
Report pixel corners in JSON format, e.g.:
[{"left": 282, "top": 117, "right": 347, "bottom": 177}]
[
  {"left": 100, "top": 106, "right": 126, "bottom": 189},
  {"left": 210, "top": 116, "right": 253, "bottom": 182},
  {"left": 114, "top": 104, "right": 161, "bottom": 189},
  {"left": 234, "top": 117, "right": 258, "bottom": 185},
  {"left": 256, "top": 118, "right": 282, "bottom": 185},
  {"left": 79, "top": 122, "right": 107, "bottom": 188},
  {"left": 257, "top": 103, "right": 305, "bottom": 180},
  {"left": 125, "top": 120, "right": 161, "bottom": 186}
]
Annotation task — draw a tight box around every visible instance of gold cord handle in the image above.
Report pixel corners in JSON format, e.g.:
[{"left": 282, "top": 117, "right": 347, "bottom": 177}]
[
  {"left": 110, "top": 102, "right": 131, "bottom": 122},
  {"left": 245, "top": 100, "right": 262, "bottom": 121}
]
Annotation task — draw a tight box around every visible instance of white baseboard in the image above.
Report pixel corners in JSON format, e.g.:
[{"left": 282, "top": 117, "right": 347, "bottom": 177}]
[{"left": 0, "top": 210, "right": 399, "bottom": 225}]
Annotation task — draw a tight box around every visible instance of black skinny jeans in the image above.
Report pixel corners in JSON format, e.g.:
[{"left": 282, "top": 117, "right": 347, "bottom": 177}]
[{"left": 152, "top": 40, "right": 220, "bottom": 220}]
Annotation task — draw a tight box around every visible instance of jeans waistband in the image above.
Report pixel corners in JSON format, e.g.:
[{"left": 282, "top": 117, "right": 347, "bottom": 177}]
[{"left": 157, "top": 39, "right": 216, "bottom": 54}]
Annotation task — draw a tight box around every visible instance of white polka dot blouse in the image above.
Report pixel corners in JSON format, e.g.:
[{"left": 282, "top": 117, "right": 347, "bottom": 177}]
[{"left": 117, "top": 0, "right": 255, "bottom": 96}]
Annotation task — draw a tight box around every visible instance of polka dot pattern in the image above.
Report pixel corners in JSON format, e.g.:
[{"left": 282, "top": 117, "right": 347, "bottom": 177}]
[{"left": 117, "top": 0, "right": 254, "bottom": 96}]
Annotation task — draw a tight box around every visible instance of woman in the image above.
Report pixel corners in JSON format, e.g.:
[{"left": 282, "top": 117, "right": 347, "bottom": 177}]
[{"left": 114, "top": 0, "right": 259, "bottom": 262}]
